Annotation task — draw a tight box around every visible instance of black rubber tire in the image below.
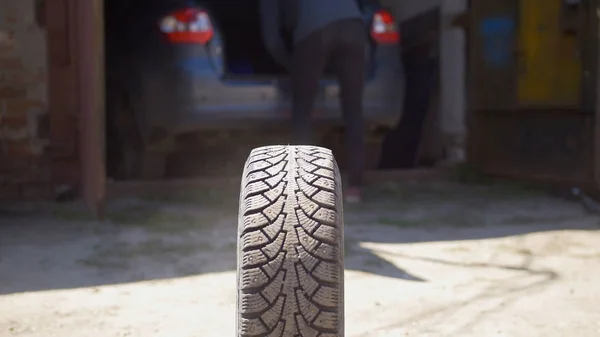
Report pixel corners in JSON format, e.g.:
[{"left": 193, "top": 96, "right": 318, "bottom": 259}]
[{"left": 236, "top": 145, "right": 345, "bottom": 337}]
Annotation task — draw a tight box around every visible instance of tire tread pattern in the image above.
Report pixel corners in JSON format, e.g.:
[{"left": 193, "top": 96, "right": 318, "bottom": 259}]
[{"left": 237, "top": 145, "right": 344, "bottom": 337}]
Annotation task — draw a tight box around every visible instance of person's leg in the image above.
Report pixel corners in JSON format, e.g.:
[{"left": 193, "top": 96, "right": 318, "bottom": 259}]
[
  {"left": 330, "top": 19, "right": 367, "bottom": 200},
  {"left": 398, "top": 56, "right": 438, "bottom": 167},
  {"left": 379, "top": 8, "right": 440, "bottom": 169},
  {"left": 291, "top": 31, "right": 329, "bottom": 144}
]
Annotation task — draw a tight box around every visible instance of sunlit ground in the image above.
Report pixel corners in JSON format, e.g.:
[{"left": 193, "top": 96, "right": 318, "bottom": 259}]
[{"left": 1, "top": 181, "right": 600, "bottom": 336}]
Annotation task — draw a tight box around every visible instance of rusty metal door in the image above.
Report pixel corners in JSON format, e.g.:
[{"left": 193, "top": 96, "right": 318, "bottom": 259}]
[
  {"left": 516, "top": 0, "right": 583, "bottom": 108},
  {"left": 467, "top": 0, "right": 596, "bottom": 186},
  {"left": 46, "top": 0, "right": 106, "bottom": 215},
  {"left": 468, "top": 0, "right": 519, "bottom": 112}
]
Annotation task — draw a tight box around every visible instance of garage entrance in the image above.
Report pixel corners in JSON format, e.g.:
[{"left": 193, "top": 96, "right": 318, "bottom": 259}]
[
  {"left": 101, "top": 0, "right": 441, "bottom": 182},
  {"left": 46, "top": 0, "right": 445, "bottom": 213},
  {"left": 46, "top": 0, "right": 105, "bottom": 214}
]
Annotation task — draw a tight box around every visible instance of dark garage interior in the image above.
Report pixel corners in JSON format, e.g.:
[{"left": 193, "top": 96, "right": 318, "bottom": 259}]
[{"left": 102, "top": 0, "right": 444, "bottom": 183}]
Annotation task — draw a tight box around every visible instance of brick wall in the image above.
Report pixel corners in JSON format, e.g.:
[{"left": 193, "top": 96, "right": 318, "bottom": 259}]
[{"left": 0, "top": 0, "right": 51, "bottom": 199}]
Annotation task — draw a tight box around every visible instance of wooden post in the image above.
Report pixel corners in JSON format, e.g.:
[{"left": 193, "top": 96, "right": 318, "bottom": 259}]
[
  {"left": 77, "top": 0, "right": 106, "bottom": 217},
  {"left": 594, "top": 0, "right": 600, "bottom": 188},
  {"left": 440, "top": 0, "right": 468, "bottom": 164}
]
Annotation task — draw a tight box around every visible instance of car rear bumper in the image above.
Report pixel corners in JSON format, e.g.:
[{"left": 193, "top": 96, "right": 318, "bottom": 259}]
[
  {"left": 132, "top": 44, "right": 403, "bottom": 141},
  {"left": 169, "top": 104, "right": 399, "bottom": 132}
]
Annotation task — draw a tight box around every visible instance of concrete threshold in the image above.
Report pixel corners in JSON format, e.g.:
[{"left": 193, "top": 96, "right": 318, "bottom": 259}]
[{"left": 107, "top": 168, "right": 452, "bottom": 199}]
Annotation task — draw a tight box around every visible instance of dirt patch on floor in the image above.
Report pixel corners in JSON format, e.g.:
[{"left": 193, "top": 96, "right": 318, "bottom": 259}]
[{"left": 1, "top": 181, "right": 599, "bottom": 336}]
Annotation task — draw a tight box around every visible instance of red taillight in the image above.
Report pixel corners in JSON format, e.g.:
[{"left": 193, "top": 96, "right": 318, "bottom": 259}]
[
  {"left": 158, "top": 8, "right": 214, "bottom": 44},
  {"left": 371, "top": 10, "right": 400, "bottom": 45}
]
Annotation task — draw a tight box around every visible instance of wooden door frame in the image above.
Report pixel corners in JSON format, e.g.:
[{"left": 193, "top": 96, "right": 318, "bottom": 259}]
[
  {"left": 593, "top": 0, "right": 600, "bottom": 188},
  {"left": 46, "top": 0, "right": 106, "bottom": 216},
  {"left": 77, "top": 0, "right": 106, "bottom": 216},
  {"left": 46, "top": 0, "right": 80, "bottom": 189}
]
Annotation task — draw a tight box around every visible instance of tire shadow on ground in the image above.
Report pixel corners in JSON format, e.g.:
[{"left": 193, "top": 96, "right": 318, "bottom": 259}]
[
  {"left": 341, "top": 180, "right": 599, "bottom": 281},
  {"left": 0, "top": 181, "right": 597, "bottom": 295}
]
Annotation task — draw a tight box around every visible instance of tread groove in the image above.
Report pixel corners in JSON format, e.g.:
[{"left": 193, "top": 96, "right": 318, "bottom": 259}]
[{"left": 237, "top": 146, "right": 343, "bottom": 337}]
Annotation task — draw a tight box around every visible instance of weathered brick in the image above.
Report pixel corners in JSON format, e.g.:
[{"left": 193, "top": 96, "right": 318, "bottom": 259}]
[
  {"left": 0, "top": 44, "right": 14, "bottom": 55},
  {"left": 0, "top": 2, "right": 53, "bottom": 199},
  {"left": 0, "top": 113, "right": 28, "bottom": 128},
  {"left": 5, "top": 16, "right": 18, "bottom": 25},
  {"left": 36, "top": 113, "right": 49, "bottom": 138},
  {"left": 0, "top": 86, "right": 25, "bottom": 98},
  {"left": 2, "top": 71, "right": 46, "bottom": 86},
  {"left": 2, "top": 140, "right": 33, "bottom": 157},
  {"left": 0, "top": 57, "right": 23, "bottom": 69},
  {"left": 5, "top": 98, "right": 45, "bottom": 114},
  {"left": 0, "top": 121, "right": 29, "bottom": 141},
  {"left": 0, "top": 31, "right": 15, "bottom": 54},
  {"left": 0, "top": 166, "right": 48, "bottom": 185},
  {"left": 21, "top": 183, "right": 52, "bottom": 200},
  {"left": 0, "top": 183, "right": 20, "bottom": 199},
  {"left": 0, "top": 156, "right": 31, "bottom": 171}
]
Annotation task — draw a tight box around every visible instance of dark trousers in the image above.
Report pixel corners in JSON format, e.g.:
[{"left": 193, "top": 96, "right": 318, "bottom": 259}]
[
  {"left": 379, "top": 57, "right": 438, "bottom": 168},
  {"left": 291, "top": 18, "right": 366, "bottom": 187},
  {"left": 379, "top": 8, "right": 440, "bottom": 169}
]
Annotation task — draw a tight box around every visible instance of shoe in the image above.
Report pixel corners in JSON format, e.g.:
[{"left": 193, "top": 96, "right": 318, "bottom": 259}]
[{"left": 345, "top": 186, "right": 362, "bottom": 204}]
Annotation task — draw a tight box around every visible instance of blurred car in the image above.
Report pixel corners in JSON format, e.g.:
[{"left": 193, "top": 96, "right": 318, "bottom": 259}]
[{"left": 105, "top": 0, "right": 402, "bottom": 179}]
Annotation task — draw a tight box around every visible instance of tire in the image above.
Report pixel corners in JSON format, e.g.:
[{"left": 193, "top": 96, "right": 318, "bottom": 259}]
[{"left": 237, "top": 145, "right": 345, "bottom": 337}]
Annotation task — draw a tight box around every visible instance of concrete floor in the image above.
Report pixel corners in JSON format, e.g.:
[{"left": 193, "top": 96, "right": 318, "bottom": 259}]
[{"left": 1, "top": 181, "right": 599, "bottom": 336}]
